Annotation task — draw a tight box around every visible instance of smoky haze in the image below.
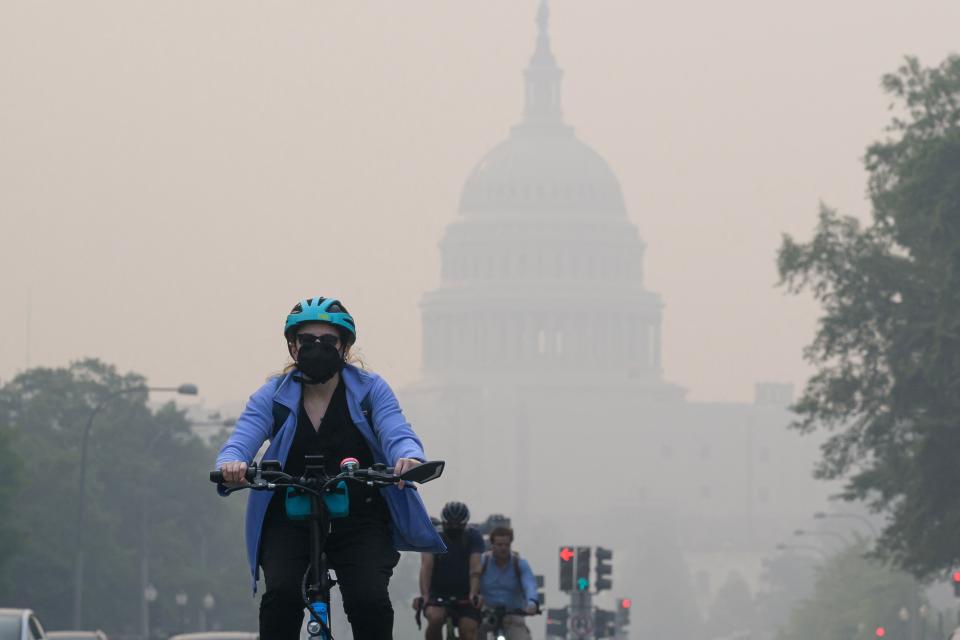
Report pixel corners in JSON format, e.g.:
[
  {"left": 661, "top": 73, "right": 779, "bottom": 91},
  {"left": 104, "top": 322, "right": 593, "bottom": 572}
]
[
  {"left": 2, "top": 1, "right": 959, "bottom": 638},
  {"left": 3, "top": 0, "right": 957, "bottom": 406}
]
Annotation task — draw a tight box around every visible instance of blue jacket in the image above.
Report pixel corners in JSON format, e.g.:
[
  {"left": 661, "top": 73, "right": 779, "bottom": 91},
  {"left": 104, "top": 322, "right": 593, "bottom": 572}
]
[{"left": 215, "top": 365, "right": 447, "bottom": 591}]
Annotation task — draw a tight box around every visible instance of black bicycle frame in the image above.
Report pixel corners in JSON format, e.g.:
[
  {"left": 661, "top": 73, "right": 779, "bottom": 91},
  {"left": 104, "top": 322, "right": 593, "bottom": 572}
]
[{"left": 302, "top": 454, "right": 334, "bottom": 639}]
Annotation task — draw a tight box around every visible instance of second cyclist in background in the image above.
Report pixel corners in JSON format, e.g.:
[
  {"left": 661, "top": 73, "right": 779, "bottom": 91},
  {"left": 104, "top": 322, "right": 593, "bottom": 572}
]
[
  {"left": 415, "top": 501, "right": 485, "bottom": 640},
  {"left": 478, "top": 526, "right": 539, "bottom": 640}
]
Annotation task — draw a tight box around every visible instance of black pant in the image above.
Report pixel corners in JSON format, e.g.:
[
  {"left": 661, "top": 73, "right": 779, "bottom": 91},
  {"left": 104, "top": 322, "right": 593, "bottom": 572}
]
[{"left": 259, "top": 515, "right": 400, "bottom": 640}]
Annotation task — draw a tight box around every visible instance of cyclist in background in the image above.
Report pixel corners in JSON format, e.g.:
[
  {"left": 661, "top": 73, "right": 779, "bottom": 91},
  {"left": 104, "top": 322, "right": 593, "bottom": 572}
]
[
  {"left": 415, "top": 501, "right": 484, "bottom": 640},
  {"left": 478, "top": 526, "right": 538, "bottom": 640}
]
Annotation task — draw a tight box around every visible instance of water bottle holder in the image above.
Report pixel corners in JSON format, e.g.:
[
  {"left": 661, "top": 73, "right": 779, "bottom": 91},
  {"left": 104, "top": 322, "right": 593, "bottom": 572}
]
[
  {"left": 323, "top": 481, "right": 350, "bottom": 519},
  {"left": 284, "top": 482, "right": 349, "bottom": 520}
]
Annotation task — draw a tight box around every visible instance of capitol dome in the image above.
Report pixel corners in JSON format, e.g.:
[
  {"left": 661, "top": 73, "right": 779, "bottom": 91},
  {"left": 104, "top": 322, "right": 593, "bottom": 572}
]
[
  {"left": 418, "top": 0, "right": 672, "bottom": 387},
  {"left": 459, "top": 128, "right": 627, "bottom": 216},
  {"left": 458, "top": 2, "right": 627, "bottom": 217}
]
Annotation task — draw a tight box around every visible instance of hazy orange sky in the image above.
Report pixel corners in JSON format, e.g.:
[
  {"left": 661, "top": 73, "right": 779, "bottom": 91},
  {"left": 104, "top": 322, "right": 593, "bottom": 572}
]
[{"left": 2, "top": 1, "right": 958, "bottom": 407}]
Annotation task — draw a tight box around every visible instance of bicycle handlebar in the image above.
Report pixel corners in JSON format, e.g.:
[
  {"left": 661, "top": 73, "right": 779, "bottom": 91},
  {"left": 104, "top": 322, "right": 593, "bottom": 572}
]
[
  {"left": 483, "top": 605, "right": 541, "bottom": 618},
  {"left": 210, "top": 459, "right": 445, "bottom": 494},
  {"left": 208, "top": 466, "right": 393, "bottom": 485},
  {"left": 429, "top": 596, "right": 473, "bottom": 606}
]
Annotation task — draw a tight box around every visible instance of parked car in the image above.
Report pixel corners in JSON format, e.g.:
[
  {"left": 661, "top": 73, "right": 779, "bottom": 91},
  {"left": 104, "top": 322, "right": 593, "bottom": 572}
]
[
  {"left": 168, "top": 633, "right": 257, "bottom": 640},
  {"left": 0, "top": 609, "right": 46, "bottom": 640},
  {"left": 48, "top": 631, "right": 108, "bottom": 640}
]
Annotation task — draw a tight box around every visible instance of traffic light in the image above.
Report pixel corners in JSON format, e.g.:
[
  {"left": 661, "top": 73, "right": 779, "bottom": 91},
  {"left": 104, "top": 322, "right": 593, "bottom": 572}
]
[
  {"left": 595, "top": 547, "right": 613, "bottom": 591},
  {"left": 616, "top": 598, "right": 632, "bottom": 630},
  {"left": 535, "top": 574, "right": 546, "bottom": 606},
  {"left": 575, "top": 546, "right": 591, "bottom": 591},
  {"left": 594, "top": 608, "right": 616, "bottom": 638},
  {"left": 559, "top": 546, "right": 575, "bottom": 592},
  {"left": 546, "top": 608, "right": 568, "bottom": 638},
  {"left": 952, "top": 571, "right": 960, "bottom": 597},
  {"left": 875, "top": 627, "right": 886, "bottom": 638}
]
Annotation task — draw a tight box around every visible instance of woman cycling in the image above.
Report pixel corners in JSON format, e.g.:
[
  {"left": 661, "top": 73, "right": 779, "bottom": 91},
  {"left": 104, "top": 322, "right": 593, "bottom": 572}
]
[{"left": 215, "top": 296, "right": 446, "bottom": 640}]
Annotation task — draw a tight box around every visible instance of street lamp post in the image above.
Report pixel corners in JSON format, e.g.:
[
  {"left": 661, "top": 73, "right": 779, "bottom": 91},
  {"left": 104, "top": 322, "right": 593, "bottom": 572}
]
[
  {"left": 794, "top": 528, "right": 850, "bottom": 547},
  {"left": 200, "top": 594, "right": 215, "bottom": 632},
  {"left": 900, "top": 605, "right": 911, "bottom": 640},
  {"left": 143, "top": 584, "right": 158, "bottom": 640},
  {"left": 73, "top": 383, "right": 198, "bottom": 628},
  {"left": 813, "top": 510, "right": 879, "bottom": 537},
  {"left": 775, "top": 543, "right": 829, "bottom": 560},
  {"left": 175, "top": 592, "right": 189, "bottom": 633}
]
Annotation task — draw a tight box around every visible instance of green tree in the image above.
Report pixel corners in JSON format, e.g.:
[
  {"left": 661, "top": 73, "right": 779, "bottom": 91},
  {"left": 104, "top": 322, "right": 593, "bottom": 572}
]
[
  {"left": 0, "top": 360, "right": 255, "bottom": 635},
  {"left": 707, "top": 571, "right": 755, "bottom": 637},
  {"left": 754, "top": 551, "right": 817, "bottom": 639},
  {"left": 778, "top": 55, "right": 960, "bottom": 577},
  {"left": 0, "top": 421, "right": 24, "bottom": 591},
  {"left": 630, "top": 525, "right": 702, "bottom": 640},
  {"left": 776, "top": 541, "right": 925, "bottom": 640}
]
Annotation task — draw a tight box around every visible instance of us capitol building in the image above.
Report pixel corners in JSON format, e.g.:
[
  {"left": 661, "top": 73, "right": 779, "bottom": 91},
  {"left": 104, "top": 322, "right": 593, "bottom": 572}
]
[{"left": 400, "top": 1, "right": 831, "bottom": 625}]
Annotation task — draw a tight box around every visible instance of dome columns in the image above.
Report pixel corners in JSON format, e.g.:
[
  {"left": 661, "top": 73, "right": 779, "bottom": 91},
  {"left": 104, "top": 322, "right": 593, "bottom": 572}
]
[{"left": 420, "top": 301, "right": 663, "bottom": 376}]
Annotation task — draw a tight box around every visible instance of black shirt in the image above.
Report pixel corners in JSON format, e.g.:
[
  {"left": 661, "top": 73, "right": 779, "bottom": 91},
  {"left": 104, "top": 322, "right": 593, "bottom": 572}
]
[
  {"left": 266, "top": 379, "right": 388, "bottom": 523},
  {"left": 430, "top": 527, "right": 486, "bottom": 598}
]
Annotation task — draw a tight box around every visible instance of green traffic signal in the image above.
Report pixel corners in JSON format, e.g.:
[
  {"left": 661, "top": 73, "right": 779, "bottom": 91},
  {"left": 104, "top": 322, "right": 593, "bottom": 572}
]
[{"left": 575, "top": 546, "right": 591, "bottom": 591}]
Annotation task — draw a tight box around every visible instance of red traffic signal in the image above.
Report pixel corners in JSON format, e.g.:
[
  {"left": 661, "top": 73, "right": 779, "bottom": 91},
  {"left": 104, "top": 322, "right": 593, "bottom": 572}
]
[
  {"left": 953, "top": 571, "right": 960, "bottom": 583},
  {"left": 619, "top": 599, "right": 632, "bottom": 609},
  {"left": 875, "top": 627, "right": 886, "bottom": 638},
  {"left": 559, "top": 546, "right": 575, "bottom": 592}
]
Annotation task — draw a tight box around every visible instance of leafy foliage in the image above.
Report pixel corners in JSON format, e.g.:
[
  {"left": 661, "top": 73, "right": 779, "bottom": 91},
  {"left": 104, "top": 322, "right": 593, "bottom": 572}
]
[
  {"left": 754, "top": 551, "right": 817, "bottom": 638},
  {"left": 776, "top": 541, "right": 925, "bottom": 640},
  {"left": 778, "top": 55, "right": 960, "bottom": 577},
  {"left": 0, "top": 360, "right": 255, "bottom": 635},
  {"left": 630, "top": 527, "right": 703, "bottom": 640},
  {"left": 706, "top": 571, "right": 755, "bottom": 638},
  {"left": 0, "top": 420, "right": 24, "bottom": 592}
]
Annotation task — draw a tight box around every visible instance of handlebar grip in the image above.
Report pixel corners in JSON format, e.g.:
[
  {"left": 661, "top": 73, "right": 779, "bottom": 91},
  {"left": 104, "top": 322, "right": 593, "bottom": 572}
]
[{"left": 209, "top": 467, "right": 256, "bottom": 483}]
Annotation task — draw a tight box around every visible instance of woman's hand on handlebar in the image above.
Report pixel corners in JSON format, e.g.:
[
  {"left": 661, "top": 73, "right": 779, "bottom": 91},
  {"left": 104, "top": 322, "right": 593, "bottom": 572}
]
[
  {"left": 221, "top": 461, "right": 249, "bottom": 487},
  {"left": 394, "top": 458, "right": 421, "bottom": 489}
]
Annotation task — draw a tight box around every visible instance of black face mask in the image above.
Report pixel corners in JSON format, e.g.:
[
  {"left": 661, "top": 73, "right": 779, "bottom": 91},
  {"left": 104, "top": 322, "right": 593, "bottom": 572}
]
[{"left": 296, "top": 342, "right": 345, "bottom": 385}]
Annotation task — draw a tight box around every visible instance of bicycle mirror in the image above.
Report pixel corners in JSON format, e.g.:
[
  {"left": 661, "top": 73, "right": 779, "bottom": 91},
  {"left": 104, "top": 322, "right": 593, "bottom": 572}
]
[{"left": 400, "top": 460, "right": 445, "bottom": 484}]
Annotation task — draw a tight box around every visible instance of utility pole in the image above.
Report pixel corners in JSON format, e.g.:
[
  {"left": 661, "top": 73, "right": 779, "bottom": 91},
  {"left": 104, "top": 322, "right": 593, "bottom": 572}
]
[{"left": 569, "top": 591, "right": 594, "bottom": 640}]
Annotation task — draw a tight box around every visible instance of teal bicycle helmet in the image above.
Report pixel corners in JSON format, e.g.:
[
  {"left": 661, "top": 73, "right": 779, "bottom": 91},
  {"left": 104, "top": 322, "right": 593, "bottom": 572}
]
[{"left": 284, "top": 297, "right": 357, "bottom": 345}]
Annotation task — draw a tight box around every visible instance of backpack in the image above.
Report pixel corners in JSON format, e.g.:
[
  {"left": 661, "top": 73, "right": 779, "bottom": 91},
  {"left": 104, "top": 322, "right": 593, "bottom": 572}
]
[{"left": 270, "top": 375, "right": 375, "bottom": 440}]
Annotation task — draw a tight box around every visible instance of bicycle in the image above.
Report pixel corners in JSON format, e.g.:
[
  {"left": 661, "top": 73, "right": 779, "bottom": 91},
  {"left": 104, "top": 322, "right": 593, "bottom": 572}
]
[
  {"left": 210, "top": 456, "right": 445, "bottom": 640},
  {"left": 414, "top": 595, "right": 477, "bottom": 639},
  {"left": 478, "top": 605, "right": 539, "bottom": 640}
]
